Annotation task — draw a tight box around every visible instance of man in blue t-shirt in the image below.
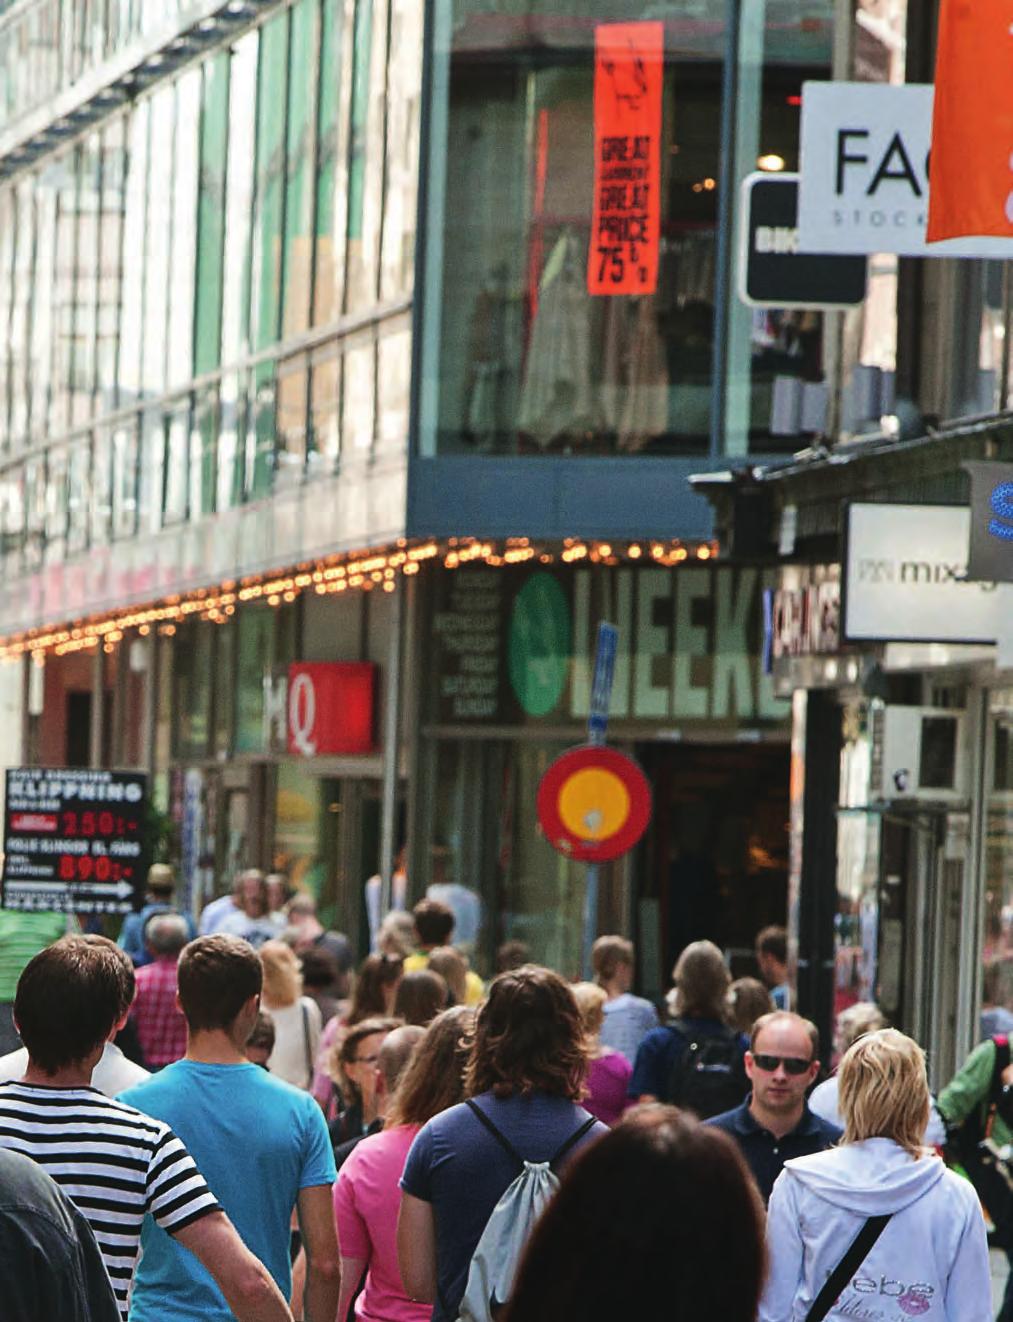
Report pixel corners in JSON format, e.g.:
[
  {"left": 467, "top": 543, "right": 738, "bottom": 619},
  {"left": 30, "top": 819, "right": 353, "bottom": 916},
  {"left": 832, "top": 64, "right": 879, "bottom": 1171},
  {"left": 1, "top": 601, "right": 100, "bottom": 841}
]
[
  {"left": 398, "top": 967, "right": 607, "bottom": 1322},
  {"left": 120, "top": 935, "right": 339, "bottom": 1321}
]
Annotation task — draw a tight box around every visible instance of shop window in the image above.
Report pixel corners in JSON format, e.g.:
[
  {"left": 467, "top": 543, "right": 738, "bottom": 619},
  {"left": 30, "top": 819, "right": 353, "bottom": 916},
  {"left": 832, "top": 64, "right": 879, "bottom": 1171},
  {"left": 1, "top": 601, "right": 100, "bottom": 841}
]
[
  {"left": 418, "top": 0, "right": 830, "bottom": 458},
  {"left": 282, "top": 0, "right": 319, "bottom": 341},
  {"left": 163, "top": 399, "right": 190, "bottom": 526},
  {"left": 376, "top": 319, "right": 411, "bottom": 451},
  {"left": 142, "top": 85, "right": 174, "bottom": 402},
  {"left": 221, "top": 33, "right": 258, "bottom": 373},
  {"left": 111, "top": 418, "right": 139, "bottom": 539},
  {"left": 250, "top": 13, "right": 289, "bottom": 360},
  {"left": 137, "top": 407, "right": 165, "bottom": 536},
  {"left": 309, "top": 340, "right": 342, "bottom": 472},
  {"left": 235, "top": 602, "right": 274, "bottom": 754},
  {"left": 71, "top": 133, "right": 103, "bottom": 428},
  {"left": 44, "top": 445, "right": 68, "bottom": 561},
  {"left": 213, "top": 619, "right": 235, "bottom": 759},
  {"left": 379, "top": 0, "right": 422, "bottom": 302},
  {"left": 276, "top": 354, "right": 310, "bottom": 485},
  {"left": 10, "top": 179, "right": 36, "bottom": 444},
  {"left": 67, "top": 439, "right": 91, "bottom": 555},
  {"left": 97, "top": 117, "right": 126, "bottom": 414},
  {"left": 30, "top": 170, "right": 57, "bottom": 442},
  {"left": 0, "top": 465, "right": 25, "bottom": 571},
  {"left": 50, "top": 150, "right": 79, "bottom": 439},
  {"left": 89, "top": 426, "right": 112, "bottom": 547},
  {"left": 342, "top": 333, "right": 375, "bottom": 454},
  {"left": 174, "top": 621, "right": 213, "bottom": 760},
  {"left": 248, "top": 363, "right": 278, "bottom": 499},
  {"left": 983, "top": 697, "right": 1013, "bottom": 1035},
  {"left": 194, "top": 52, "right": 230, "bottom": 381},
  {"left": 0, "top": 189, "right": 13, "bottom": 450},
  {"left": 190, "top": 386, "right": 219, "bottom": 519},
  {"left": 119, "top": 99, "right": 150, "bottom": 408},
  {"left": 167, "top": 70, "right": 201, "bottom": 391},
  {"left": 313, "top": 0, "right": 345, "bottom": 326},
  {"left": 217, "top": 370, "right": 246, "bottom": 512}
]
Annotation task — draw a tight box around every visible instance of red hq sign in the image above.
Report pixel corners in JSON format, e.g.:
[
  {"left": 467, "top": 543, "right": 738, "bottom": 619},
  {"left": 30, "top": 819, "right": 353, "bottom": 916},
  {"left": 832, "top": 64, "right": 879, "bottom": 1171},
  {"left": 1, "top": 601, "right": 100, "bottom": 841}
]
[
  {"left": 588, "top": 21, "right": 664, "bottom": 296},
  {"left": 287, "top": 663, "right": 376, "bottom": 757}
]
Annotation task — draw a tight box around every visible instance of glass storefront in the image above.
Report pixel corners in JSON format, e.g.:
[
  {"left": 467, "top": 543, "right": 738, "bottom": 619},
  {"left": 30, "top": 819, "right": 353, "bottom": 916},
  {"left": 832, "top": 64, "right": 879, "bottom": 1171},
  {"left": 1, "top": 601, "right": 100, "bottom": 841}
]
[
  {"left": 0, "top": 0, "right": 420, "bottom": 583},
  {"left": 416, "top": 559, "right": 791, "bottom": 978},
  {"left": 417, "top": 0, "right": 833, "bottom": 459}
]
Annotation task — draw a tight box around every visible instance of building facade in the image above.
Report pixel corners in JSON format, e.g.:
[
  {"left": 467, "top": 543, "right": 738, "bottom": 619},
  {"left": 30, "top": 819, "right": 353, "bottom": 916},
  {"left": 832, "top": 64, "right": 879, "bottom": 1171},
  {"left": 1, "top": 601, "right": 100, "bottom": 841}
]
[{"left": 4, "top": 0, "right": 976, "bottom": 991}]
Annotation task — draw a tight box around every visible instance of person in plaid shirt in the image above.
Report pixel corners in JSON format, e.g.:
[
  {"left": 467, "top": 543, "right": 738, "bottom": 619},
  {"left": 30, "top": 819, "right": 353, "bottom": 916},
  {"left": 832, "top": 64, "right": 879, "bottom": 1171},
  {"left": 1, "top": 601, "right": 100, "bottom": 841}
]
[{"left": 132, "top": 914, "right": 190, "bottom": 1070}]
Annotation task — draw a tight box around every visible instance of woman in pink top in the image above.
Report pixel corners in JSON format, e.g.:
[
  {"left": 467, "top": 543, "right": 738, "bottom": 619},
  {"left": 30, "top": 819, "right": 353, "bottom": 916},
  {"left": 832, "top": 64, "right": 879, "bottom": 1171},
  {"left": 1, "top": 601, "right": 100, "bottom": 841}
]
[
  {"left": 572, "top": 982, "right": 633, "bottom": 1127},
  {"left": 334, "top": 1005, "right": 475, "bottom": 1322}
]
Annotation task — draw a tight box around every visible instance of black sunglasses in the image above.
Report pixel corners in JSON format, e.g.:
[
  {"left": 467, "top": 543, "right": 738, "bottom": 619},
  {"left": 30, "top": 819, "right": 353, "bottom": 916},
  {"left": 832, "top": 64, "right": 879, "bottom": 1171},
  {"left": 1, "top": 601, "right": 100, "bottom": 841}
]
[{"left": 751, "top": 1053, "right": 813, "bottom": 1076}]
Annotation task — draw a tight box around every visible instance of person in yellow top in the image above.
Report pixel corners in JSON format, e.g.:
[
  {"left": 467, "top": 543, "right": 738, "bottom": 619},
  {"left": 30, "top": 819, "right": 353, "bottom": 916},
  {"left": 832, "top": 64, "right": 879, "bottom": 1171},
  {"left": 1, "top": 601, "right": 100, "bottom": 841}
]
[{"left": 403, "top": 900, "right": 485, "bottom": 1006}]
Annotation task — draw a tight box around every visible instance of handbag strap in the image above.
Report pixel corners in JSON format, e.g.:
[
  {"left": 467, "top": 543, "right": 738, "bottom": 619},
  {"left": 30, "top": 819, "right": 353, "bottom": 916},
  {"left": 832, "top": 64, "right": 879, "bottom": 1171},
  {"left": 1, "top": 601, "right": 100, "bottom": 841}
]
[
  {"left": 805, "top": 1213, "right": 892, "bottom": 1322},
  {"left": 301, "top": 1001, "right": 313, "bottom": 1088}
]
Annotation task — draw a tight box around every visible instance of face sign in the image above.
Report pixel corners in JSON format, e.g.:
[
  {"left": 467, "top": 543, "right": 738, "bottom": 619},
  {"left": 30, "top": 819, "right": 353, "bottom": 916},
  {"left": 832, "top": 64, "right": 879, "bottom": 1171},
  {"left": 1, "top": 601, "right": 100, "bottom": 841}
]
[{"left": 746, "top": 1018, "right": 819, "bottom": 1117}]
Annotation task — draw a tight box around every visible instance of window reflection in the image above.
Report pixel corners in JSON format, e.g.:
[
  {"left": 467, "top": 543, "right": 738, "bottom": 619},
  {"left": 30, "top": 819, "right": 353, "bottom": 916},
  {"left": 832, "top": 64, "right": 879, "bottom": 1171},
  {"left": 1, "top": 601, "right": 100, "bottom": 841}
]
[{"left": 0, "top": 0, "right": 416, "bottom": 567}]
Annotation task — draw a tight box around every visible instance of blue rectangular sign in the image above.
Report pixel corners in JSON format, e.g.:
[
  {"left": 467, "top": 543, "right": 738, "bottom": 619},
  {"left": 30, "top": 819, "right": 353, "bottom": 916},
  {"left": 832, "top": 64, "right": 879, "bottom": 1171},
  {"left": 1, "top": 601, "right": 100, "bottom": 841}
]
[{"left": 588, "top": 622, "right": 618, "bottom": 743}]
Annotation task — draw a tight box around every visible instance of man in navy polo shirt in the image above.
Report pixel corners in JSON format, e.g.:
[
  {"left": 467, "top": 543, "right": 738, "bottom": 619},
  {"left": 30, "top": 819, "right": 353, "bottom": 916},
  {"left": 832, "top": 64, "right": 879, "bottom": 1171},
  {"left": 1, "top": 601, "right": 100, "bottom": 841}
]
[{"left": 707, "top": 1010, "right": 840, "bottom": 1204}]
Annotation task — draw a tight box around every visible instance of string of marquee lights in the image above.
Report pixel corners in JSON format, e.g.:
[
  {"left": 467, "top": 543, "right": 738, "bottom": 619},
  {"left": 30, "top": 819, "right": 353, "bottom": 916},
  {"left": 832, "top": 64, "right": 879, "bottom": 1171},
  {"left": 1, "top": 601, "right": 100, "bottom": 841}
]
[{"left": 0, "top": 536, "right": 718, "bottom": 663}]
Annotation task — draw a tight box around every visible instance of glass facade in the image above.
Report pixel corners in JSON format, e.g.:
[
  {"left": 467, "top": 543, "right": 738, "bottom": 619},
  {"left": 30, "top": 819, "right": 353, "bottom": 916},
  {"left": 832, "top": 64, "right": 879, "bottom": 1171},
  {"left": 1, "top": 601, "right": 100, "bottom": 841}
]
[
  {"left": 0, "top": 0, "right": 420, "bottom": 585},
  {"left": 417, "top": 0, "right": 833, "bottom": 460}
]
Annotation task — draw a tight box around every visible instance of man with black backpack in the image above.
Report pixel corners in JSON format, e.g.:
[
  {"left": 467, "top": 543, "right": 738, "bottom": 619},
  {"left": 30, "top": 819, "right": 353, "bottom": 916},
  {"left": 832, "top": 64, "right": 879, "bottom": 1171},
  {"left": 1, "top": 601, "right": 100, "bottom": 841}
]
[
  {"left": 707, "top": 1011, "right": 840, "bottom": 1204},
  {"left": 629, "top": 940, "right": 748, "bottom": 1117},
  {"left": 939, "top": 1034, "right": 1013, "bottom": 1320}
]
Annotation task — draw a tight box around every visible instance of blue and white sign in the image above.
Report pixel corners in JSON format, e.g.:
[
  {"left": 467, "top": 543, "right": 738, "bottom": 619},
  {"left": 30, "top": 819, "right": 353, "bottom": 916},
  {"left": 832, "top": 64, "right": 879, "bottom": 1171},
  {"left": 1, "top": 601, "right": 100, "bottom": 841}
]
[
  {"left": 798, "top": 82, "right": 1013, "bottom": 259},
  {"left": 587, "top": 622, "right": 618, "bottom": 744},
  {"left": 965, "top": 462, "right": 1013, "bottom": 583}
]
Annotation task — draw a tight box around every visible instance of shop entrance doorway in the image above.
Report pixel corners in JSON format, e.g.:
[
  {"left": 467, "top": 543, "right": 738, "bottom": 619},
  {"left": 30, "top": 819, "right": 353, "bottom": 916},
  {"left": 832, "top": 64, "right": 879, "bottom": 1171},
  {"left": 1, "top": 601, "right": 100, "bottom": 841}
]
[{"left": 637, "top": 742, "right": 790, "bottom": 991}]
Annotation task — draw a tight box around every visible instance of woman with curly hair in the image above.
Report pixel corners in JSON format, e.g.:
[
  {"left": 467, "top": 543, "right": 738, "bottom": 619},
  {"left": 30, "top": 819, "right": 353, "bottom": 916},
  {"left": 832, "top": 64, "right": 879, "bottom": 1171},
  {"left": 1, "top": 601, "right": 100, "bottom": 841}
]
[{"left": 397, "top": 966, "right": 607, "bottom": 1322}]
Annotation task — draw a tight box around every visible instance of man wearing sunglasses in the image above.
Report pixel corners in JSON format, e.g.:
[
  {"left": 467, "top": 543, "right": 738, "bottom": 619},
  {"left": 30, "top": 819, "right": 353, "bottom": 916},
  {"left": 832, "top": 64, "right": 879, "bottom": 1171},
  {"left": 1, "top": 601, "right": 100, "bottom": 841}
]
[{"left": 706, "top": 1011, "right": 841, "bottom": 1204}]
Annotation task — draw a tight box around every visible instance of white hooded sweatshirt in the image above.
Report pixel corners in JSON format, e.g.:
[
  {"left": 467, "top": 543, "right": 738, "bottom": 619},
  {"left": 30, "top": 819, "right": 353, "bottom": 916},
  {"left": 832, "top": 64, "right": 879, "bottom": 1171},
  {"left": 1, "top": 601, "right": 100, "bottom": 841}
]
[{"left": 760, "top": 1137, "right": 992, "bottom": 1322}]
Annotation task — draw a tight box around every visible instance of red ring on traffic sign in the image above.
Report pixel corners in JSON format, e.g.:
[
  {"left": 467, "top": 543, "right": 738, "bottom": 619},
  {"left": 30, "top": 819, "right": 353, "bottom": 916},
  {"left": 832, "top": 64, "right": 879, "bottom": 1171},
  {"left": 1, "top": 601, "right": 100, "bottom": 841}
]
[{"left": 536, "top": 744, "right": 652, "bottom": 863}]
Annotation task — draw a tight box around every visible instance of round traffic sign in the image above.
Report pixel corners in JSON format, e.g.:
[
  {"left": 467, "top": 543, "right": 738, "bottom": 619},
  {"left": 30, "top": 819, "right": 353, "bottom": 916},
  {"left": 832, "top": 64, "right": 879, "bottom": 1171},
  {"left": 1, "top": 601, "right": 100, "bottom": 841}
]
[{"left": 536, "top": 745, "right": 651, "bottom": 863}]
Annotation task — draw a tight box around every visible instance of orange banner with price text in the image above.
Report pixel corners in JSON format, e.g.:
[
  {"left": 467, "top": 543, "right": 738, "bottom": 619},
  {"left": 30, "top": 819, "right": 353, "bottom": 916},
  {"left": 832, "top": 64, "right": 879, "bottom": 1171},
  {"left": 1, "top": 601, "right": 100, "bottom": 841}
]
[
  {"left": 588, "top": 21, "right": 664, "bottom": 296},
  {"left": 926, "top": 0, "right": 1013, "bottom": 243}
]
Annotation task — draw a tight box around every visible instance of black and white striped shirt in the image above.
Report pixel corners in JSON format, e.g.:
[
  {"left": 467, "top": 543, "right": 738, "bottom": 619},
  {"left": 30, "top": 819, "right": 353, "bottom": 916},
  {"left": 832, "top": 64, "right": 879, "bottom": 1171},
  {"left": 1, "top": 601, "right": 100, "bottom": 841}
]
[{"left": 0, "top": 1081, "right": 220, "bottom": 1318}]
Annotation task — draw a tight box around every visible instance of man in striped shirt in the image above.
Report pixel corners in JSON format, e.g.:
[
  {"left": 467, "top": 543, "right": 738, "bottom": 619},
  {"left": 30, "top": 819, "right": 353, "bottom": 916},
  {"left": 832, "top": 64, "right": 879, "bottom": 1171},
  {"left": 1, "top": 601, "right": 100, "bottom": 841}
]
[{"left": 0, "top": 934, "right": 294, "bottom": 1322}]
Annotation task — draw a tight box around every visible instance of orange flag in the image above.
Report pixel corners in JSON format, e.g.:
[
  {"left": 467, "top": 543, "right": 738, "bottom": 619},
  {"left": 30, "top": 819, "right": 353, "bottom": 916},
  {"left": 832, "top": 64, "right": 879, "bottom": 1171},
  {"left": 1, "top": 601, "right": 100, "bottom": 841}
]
[{"left": 926, "top": 0, "right": 1013, "bottom": 242}]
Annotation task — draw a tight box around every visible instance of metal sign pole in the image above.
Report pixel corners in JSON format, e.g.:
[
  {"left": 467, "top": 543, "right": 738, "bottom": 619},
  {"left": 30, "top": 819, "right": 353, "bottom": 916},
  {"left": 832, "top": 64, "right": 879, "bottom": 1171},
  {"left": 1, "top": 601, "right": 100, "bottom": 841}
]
[{"left": 582, "top": 622, "right": 618, "bottom": 977}]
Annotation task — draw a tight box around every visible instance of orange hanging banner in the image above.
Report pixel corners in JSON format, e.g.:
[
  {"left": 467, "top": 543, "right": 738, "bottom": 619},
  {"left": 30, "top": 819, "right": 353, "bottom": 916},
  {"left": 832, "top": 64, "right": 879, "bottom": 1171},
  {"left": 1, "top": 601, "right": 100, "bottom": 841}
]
[
  {"left": 588, "top": 21, "right": 664, "bottom": 296},
  {"left": 926, "top": 0, "right": 1013, "bottom": 243}
]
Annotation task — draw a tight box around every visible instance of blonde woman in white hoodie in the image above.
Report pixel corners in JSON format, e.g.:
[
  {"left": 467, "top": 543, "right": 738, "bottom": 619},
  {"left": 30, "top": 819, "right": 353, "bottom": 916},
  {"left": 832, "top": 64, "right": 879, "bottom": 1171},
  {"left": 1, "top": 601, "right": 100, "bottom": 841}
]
[{"left": 761, "top": 1028, "right": 991, "bottom": 1322}]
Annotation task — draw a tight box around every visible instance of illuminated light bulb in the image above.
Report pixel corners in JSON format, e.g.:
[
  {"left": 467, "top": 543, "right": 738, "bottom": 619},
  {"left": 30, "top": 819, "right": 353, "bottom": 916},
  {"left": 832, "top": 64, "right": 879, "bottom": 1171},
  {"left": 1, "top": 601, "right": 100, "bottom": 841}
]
[
  {"left": 757, "top": 153, "right": 786, "bottom": 172},
  {"left": 628, "top": 544, "right": 642, "bottom": 558},
  {"left": 697, "top": 546, "right": 712, "bottom": 560}
]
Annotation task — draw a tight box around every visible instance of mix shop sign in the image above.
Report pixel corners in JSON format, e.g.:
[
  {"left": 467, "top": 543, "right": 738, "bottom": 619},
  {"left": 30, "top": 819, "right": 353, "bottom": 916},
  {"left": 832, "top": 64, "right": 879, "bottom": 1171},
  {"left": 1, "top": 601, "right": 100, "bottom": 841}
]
[{"left": 433, "top": 565, "right": 789, "bottom": 727}]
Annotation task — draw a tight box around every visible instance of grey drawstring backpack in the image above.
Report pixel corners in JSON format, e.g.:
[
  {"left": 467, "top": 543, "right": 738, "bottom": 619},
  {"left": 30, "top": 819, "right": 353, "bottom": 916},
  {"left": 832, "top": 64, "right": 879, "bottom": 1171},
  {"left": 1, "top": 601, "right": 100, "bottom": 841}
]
[{"left": 453, "top": 1099, "right": 596, "bottom": 1322}]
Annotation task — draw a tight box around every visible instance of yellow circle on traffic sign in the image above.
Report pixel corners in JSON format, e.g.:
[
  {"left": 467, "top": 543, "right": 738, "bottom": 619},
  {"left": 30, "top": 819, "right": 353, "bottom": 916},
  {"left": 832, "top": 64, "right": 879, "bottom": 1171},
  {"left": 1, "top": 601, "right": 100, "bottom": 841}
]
[{"left": 557, "top": 767, "right": 631, "bottom": 841}]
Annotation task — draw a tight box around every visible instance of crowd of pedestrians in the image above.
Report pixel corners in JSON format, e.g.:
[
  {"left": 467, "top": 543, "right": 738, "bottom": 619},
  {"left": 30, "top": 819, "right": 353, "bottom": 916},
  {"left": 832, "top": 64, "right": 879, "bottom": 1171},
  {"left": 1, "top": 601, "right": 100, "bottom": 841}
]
[{"left": 0, "top": 871, "right": 1005, "bottom": 1321}]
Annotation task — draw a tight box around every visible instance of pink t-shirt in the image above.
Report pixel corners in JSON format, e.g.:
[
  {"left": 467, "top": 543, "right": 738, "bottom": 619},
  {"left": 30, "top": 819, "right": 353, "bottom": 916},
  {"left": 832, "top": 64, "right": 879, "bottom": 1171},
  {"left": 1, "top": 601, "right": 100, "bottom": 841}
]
[
  {"left": 585, "top": 1049, "right": 634, "bottom": 1127},
  {"left": 334, "top": 1123, "right": 429, "bottom": 1322}
]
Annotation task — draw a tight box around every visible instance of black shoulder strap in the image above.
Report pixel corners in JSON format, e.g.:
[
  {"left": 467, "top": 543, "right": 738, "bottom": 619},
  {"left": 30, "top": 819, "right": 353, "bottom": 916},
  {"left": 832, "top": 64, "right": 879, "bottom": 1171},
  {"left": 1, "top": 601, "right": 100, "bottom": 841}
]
[
  {"left": 465, "top": 1098, "right": 525, "bottom": 1168},
  {"left": 992, "top": 1037, "right": 1010, "bottom": 1093},
  {"left": 549, "top": 1114, "right": 597, "bottom": 1169},
  {"left": 805, "top": 1214, "right": 892, "bottom": 1322}
]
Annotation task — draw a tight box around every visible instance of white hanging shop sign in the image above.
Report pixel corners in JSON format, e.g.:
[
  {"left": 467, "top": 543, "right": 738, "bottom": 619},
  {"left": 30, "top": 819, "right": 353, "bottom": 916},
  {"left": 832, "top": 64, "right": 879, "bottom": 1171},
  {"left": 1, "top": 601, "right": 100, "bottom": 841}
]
[{"left": 843, "top": 503, "right": 1009, "bottom": 644}]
